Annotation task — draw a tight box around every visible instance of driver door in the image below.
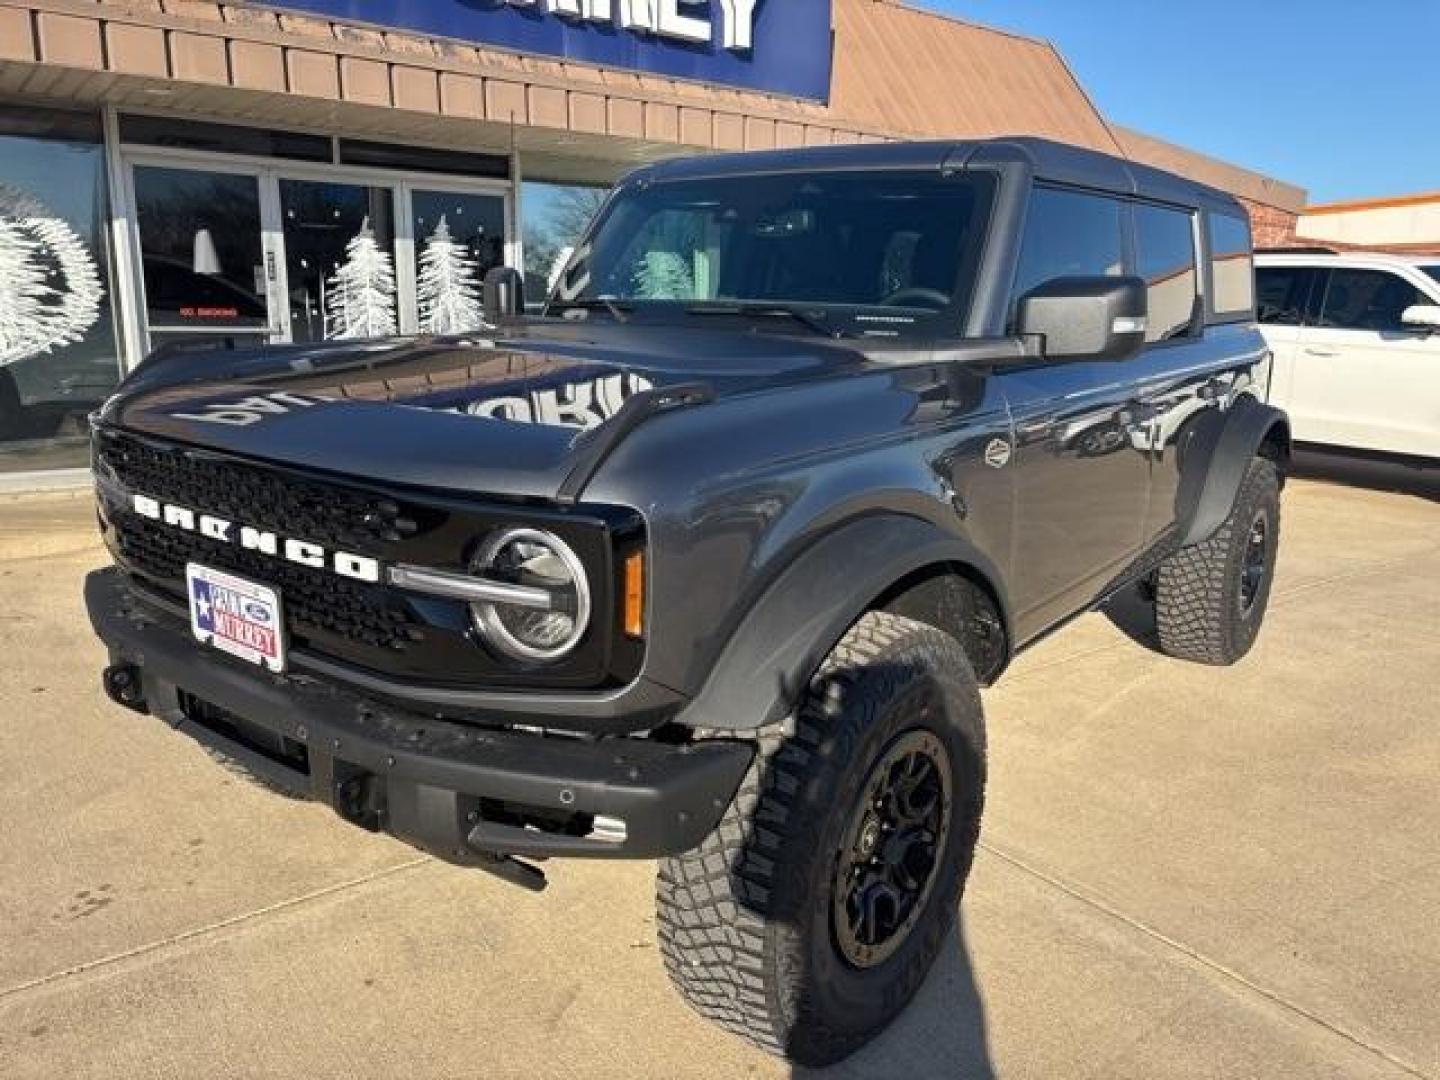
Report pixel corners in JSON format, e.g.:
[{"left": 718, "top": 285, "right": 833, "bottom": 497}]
[{"left": 999, "top": 186, "right": 1150, "bottom": 639}]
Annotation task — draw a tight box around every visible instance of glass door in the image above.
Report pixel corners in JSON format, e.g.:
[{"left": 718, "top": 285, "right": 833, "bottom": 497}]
[
  {"left": 278, "top": 178, "right": 398, "bottom": 343},
  {"left": 124, "top": 154, "right": 514, "bottom": 356},
  {"left": 409, "top": 187, "right": 506, "bottom": 335},
  {"left": 130, "top": 163, "right": 278, "bottom": 353}
]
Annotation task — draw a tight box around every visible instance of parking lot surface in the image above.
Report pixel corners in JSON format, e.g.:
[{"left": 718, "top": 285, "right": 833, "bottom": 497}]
[{"left": 1, "top": 473, "right": 1436, "bottom": 1079}]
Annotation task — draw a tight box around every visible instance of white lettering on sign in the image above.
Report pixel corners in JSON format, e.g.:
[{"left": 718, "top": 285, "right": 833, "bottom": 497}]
[
  {"left": 717, "top": 0, "right": 757, "bottom": 49},
  {"left": 507, "top": 0, "right": 755, "bottom": 51}
]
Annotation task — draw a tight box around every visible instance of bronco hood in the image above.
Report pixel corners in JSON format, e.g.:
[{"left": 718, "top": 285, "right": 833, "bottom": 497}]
[{"left": 104, "top": 323, "right": 870, "bottom": 499}]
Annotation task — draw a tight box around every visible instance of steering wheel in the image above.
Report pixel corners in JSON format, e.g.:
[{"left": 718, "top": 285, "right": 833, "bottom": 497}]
[{"left": 879, "top": 287, "right": 950, "bottom": 310}]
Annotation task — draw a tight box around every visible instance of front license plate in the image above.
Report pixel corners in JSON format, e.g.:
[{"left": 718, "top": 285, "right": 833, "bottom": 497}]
[{"left": 186, "top": 563, "right": 286, "bottom": 673}]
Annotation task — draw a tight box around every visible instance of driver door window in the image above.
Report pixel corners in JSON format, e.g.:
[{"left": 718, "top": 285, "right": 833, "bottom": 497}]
[{"left": 1009, "top": 187, "right": 1125, "bottom": 318}]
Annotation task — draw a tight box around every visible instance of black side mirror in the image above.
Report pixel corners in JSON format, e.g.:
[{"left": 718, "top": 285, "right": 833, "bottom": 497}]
[
  {"left": 1017, "top": 275, "right": 1148, "bottom": 362},
  {"left": 483, "top": 266, "right": 525, "bottom": 322}
]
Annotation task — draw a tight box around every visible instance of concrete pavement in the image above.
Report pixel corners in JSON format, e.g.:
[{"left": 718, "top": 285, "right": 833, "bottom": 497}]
[{"left": 0, "top": 475, "right": 1436, "bottom": 1079}]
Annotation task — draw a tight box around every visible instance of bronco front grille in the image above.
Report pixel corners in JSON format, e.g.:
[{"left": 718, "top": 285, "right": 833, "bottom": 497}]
[
  {"left": 92, "top": 425, "right": 635, "bottom": 690},
  {"left": 112, "top": 513, "right": 421, "bottom": 653},
  {"left": 95, "top": 429, "right": 422, "bottom": 550}
]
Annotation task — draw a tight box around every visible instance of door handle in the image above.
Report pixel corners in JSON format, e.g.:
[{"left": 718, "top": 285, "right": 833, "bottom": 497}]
[{"left": 1303, "top": 346, "right": 1339, "bottom": 357}]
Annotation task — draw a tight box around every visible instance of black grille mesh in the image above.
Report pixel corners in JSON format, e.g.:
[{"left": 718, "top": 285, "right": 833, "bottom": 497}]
[
  {"left": 97, "top": 432, "right": 421, "bottom": 654},
  {"left": 111, "top": 515, "right": 420, "bottom": 652},
  {"left": 96, "top": 431, "right": 417, "bottom": 551}
]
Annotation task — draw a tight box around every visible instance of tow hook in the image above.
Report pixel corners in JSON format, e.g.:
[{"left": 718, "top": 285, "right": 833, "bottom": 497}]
[
  {"left": 102, "top": 664, "right": 147, "bottom": 714},
  {"left": 472, "top": 849, "right": 548, "bottom": 893}
]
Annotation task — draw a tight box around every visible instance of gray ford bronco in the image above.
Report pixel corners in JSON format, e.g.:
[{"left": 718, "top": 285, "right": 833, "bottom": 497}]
[{"left": 86, "top": 138, "right": 1288, "bottom": 1064}]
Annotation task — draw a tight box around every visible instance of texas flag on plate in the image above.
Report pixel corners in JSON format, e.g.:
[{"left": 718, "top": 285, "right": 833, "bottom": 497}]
[{"left": 186, "top": 563, "right": 287, "bottom": 673}]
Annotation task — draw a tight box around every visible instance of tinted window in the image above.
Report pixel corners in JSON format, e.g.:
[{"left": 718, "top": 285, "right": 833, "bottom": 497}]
[
  {"left": 339, "top": 140, "right": 507, "bottom": 179},
  {"left": 1011, "top": 187, "right": 1124, "bottom": 312},
  {"left": 1319, "top": 269, "right": 1429, "bottom": 332},
  {"left": 133, "top": 166, "right": 267, "bottom": 330},
  {"left": 1256, "top": 266, "right": 1322, "bottom": 325},
  {"left": 1424, "top": 266, "right": 1440, "bottom": 288},
  {"left": 120, "top": 114, "right": 331, "bottom": 162},
  {"left": 1134, "top": 203, "right": 1197, "bottom": 342},
  {"left": 1207, "top": 213, "right": 1254, "bottom": 316},
  {"left": 554, "top": 171, "right": 996, "bottom": 339}
]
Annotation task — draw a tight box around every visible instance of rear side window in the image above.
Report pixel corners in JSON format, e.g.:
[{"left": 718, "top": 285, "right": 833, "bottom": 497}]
[
  {"left": 1319, "top": 269, "right": 1429, "bottom": 332},
  {"left": 1255, "top": 266, "right": 1323, "bottom": 325},
  {"left": 1207, "top": 213, "right": 1254, "bottom": 317},
  {"left": 1010, "top": 187, "right": 1124, "bottom": 316},
  {"left": 1134, "top": 203, "right": 1198, "bottom": 342}
]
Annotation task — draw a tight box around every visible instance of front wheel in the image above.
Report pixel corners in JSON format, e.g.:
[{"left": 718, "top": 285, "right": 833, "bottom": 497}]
[
  {"left": 656, "top": 612, "right": 986, "bottom": 1066},
  {"left": 1155, "top": 456, "right": 1281, "bottom": 665}
]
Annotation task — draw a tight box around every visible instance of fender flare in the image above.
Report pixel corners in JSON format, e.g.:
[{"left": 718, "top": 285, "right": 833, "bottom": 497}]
[
  {"left": 1178, "top": 397, "right": 1290, "bottom": 548},
  {"left": 675, "top": 514, "right": 1010, "bottom": 734}
]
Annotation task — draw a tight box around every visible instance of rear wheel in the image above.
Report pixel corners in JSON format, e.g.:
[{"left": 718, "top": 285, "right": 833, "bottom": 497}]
[
  {"left": 1155, "top": 457, "right": 1281, "bottom": 665},
  {"left": 656, "top": 612, "right": 986, "bottom": 1066}
]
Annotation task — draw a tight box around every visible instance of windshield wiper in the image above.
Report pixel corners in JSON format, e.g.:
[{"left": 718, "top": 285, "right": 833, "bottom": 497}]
[
  {"left": 550, "top": 297, "right": 632, "bottom": 323},
  {"left": 684, "top": 303, "right": 844, "bottom": 338}
]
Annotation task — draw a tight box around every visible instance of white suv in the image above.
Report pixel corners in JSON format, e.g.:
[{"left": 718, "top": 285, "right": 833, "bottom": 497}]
[{"left": 1255, "top": 252, "right": 1440, "bottom": 459}]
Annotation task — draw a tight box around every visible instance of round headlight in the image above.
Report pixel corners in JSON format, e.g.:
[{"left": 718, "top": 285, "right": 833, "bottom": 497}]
[{"left": 471, "top": 528, "right": 591, "bottom": 662}]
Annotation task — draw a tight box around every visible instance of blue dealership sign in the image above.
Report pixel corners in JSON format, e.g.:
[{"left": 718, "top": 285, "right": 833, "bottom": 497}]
[{"left": 270, "top": 1, "right": 834, "bottom": 102}]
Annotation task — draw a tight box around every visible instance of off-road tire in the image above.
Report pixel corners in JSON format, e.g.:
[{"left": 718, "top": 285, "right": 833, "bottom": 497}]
[
  {"left": 1155, "top": 457, "right": 1280, "bottom": 665},
  {"left": 656, "top": 611, "right": 986, "bottom": 1066},
  {"left": 203, "top": 746, "right": 308, "bottom": 800}
]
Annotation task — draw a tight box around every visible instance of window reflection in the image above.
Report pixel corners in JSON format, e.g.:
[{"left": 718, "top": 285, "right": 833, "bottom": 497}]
[
  {"left": 134, "top": 167, "right": 267, "bottom": 332},
  {"left": 0, "top": 106, "right": 119, "bottom": 468},
  {"left": 1134, "top": 203, "right": 1198, "bottom": 342},
  {"left": 522, "top": 181, "right": 610, "bottom": 309}
]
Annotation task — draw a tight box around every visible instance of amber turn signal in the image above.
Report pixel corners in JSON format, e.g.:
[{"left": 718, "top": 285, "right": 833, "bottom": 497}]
[{"left": 623, "top": 551, "right": 645, "bottom": 639}]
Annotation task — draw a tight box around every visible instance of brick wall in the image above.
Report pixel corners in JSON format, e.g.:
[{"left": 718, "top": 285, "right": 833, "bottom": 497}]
[{"left": 1240, "top": 198, "right": 1300, "bottom": 249}]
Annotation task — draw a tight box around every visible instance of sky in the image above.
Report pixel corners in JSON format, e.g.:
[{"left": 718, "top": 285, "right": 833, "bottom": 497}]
[{"left": 928, "top": 0, "right": 1438, "bottom": 204}]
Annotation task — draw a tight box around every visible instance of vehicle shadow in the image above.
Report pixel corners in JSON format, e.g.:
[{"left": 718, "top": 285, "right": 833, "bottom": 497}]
[
  {"left": 793, "top": 918, "right": 995, "bottom": 1080},
  {"left": 1290, "top": 446, "right": 1438, "bottom": 502},
  {"left": 1100, "top": 580, "right": 1160, "bottom": 652}
]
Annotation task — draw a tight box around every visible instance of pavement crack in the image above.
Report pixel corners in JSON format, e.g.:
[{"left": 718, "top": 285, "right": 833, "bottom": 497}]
[
  {"left": 978, "top": 842, "right": 1432, "bottom": 1080},
  {"left": 0, "top": 858, "right": 431, "bottom": 1005}
]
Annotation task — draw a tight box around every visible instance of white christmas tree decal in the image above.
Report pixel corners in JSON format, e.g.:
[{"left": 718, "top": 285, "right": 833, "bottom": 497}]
[
  {"left": 632, "top": 250, "right": 694, "bottom": 300},
  {"left": 324, "top": 217, "right": 397, "bottom": 340},
  {"left": 0, "top": 184, "right": 104, "bottom": 368},
  {"left": 416, "top": 215, "right": 483, "bottom": 335}
]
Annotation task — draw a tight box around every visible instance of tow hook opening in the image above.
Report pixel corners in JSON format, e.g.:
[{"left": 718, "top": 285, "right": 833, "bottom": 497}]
[{"left": 103, "top": 664, "right": 147, "bottom": 713}]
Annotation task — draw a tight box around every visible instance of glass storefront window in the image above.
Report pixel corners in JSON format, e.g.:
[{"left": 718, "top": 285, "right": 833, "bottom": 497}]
[
  {"left": 0, "top": 107, "right": 120, "bottom": 471},
  {"left": 133, "top": 166, "right": 269, "bottom": 336},
  {"left": 281, "top": 179, "right": 397, "bottom": 343},
  {"left": 522, "top": 182, "right": 610, "bottom": 309},
  {"left": 412, "top": 189, "right": 505, "bottom": 335}
]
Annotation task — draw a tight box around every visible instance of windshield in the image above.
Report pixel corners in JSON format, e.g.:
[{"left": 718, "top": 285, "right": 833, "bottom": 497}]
[
  {"left": 1424, "top": 266, "right": 1440, "bottom": 289},
  {"left": 547, "top": 169, "right": 995, "bottom": 338}
]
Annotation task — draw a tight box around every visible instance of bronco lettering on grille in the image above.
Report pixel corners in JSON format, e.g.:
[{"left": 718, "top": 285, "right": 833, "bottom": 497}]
[{"left": 131, "top": 494, "right": 381, "bottom": 583}]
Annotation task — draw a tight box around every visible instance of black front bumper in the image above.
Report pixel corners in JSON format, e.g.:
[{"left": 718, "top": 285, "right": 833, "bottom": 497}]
[{"left": 86, "top": 569, "right": 751, "bottom": 884}]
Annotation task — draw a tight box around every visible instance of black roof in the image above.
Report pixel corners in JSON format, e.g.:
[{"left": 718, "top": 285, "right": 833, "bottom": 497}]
[{"left": 635, "top": 136, "right": 1244, "bottom": 216}]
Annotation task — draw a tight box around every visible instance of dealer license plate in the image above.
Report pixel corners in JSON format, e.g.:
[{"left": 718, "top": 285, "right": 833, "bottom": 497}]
[{"left": 186, "top": 563, "right": 287, "bottom": 673}]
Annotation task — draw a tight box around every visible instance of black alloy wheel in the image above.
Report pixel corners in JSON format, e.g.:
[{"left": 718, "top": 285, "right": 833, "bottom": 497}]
[{"left": 832, "top": 728, "right": 952, "bottom": 969}]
